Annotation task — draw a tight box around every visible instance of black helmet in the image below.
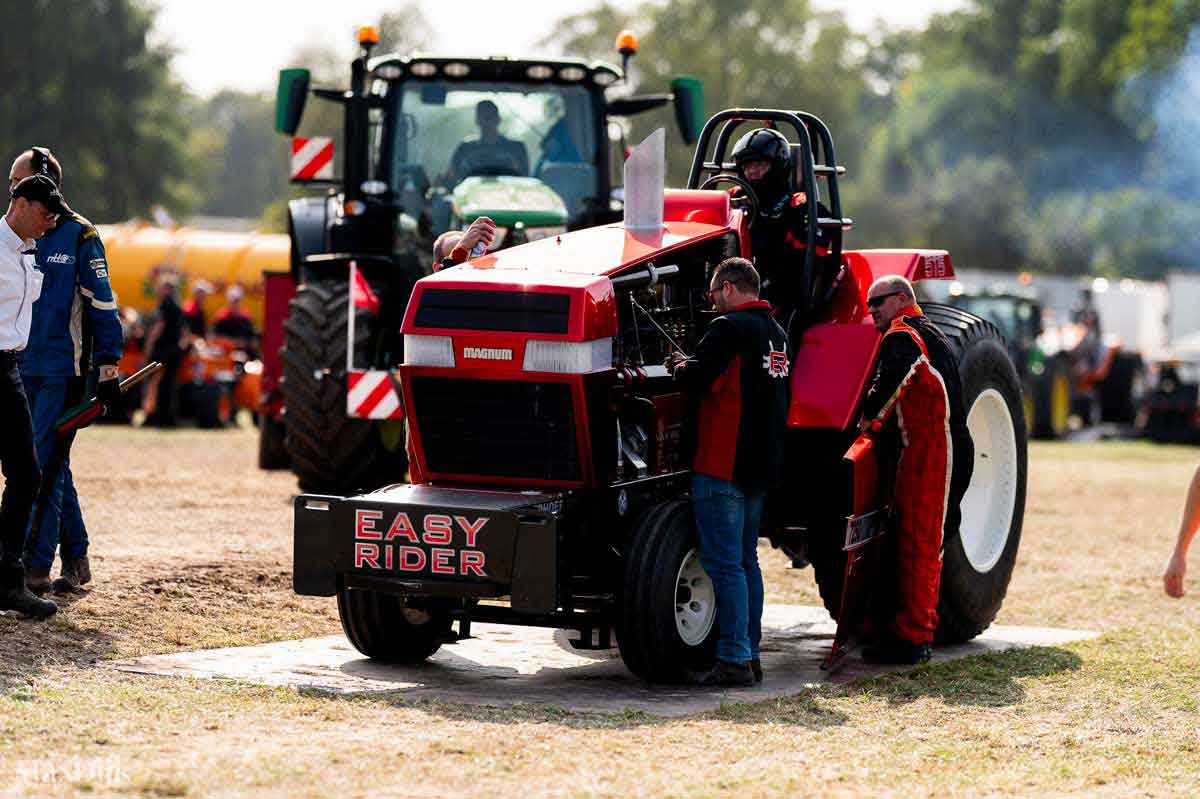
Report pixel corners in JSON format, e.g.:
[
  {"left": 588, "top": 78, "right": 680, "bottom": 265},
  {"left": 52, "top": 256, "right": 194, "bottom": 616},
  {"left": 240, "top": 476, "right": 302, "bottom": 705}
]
[{"left": 731, "top": 128, "right": 792, "bottom": 204}]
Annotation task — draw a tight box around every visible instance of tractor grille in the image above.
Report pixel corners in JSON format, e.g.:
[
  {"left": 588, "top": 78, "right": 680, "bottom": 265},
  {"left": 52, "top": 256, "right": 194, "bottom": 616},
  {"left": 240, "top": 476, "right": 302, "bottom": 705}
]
[
  {"left": 411, "top": 376, "right": 580, "bottom": 481},
  {"left": 414, "top": 290, "right": 571, "bottom": 334}
]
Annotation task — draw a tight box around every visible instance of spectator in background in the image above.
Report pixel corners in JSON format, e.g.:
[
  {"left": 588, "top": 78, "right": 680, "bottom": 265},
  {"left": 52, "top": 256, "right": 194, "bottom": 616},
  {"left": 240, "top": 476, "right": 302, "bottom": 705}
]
[
  {"left": 182, "top": 280, "right": 211, "bottom": 338},
  {"left": 1164, "top": 463, "right": 1200, "bottom": 598},
  {"left": 212, "top": 284, "right": 257, "bottom": 356},
  {"left": 141, "top": 274, "right": 185, "bottom": 428}
]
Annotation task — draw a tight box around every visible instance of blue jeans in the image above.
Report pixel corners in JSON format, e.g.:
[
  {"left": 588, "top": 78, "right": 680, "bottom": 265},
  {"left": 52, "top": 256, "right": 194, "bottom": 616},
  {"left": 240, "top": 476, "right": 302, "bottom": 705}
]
[
  {"left": 22, "top": 376, "right": 88, "bottom": 570},
  {"left": 691, "top": 474, "right": 765, "bottom": 664}
]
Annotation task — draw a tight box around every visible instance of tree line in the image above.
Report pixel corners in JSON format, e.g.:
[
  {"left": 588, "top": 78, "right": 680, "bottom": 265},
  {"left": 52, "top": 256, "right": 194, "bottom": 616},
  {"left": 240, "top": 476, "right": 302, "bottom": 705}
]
[{"left": 3, "top": 0, "right": 1198, "bottom": 278}]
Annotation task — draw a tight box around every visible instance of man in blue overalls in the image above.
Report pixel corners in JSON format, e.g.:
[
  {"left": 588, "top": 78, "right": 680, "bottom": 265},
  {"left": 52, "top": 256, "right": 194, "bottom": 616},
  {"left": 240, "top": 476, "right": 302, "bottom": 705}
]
[{"left": 9, "top": 147, "right": 123, "bottom": 594}]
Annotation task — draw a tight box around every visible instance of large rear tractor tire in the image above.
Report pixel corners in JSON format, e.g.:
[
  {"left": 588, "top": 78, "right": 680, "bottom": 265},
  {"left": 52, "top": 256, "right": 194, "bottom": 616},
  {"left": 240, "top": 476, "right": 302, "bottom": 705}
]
[
  {"left": 808, "top": 306, "right": 1028, "bottom": 643},
  {"left": 924, "top": 303, "right": 1027, "bottom": 643},
  {"left": 337, "top": 586, "right": 451, "bottom": 662},
  {"left": 617, "top": 500, "right": 719, "bottom": 682},
  {"left": 280, "top": 278, "right": 407, "bottom": 494}
]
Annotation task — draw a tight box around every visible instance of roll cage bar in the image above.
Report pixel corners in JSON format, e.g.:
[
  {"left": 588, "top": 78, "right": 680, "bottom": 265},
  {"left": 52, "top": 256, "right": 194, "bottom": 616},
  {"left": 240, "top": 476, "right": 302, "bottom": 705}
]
[{"left": 686, "top": 108, "right": 852, "bottom": 320}]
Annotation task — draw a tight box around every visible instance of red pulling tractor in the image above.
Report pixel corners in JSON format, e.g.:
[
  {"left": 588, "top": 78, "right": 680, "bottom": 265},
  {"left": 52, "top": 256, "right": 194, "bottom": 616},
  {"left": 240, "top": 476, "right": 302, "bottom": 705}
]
[{"left": 293, "top": 109, "right": 1028, "bottom": 681}]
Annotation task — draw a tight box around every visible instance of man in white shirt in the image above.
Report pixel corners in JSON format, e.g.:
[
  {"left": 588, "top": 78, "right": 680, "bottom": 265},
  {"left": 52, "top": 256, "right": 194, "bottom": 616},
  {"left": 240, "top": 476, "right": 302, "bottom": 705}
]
[{"left": 0, "top": 174, "right": 65, "bottom": 618}]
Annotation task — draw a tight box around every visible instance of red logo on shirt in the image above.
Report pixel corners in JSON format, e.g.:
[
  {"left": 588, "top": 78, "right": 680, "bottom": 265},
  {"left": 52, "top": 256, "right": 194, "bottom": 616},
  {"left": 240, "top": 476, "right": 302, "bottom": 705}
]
[{"left": 764, "top": 350, "right": 789, "bottom": 378}]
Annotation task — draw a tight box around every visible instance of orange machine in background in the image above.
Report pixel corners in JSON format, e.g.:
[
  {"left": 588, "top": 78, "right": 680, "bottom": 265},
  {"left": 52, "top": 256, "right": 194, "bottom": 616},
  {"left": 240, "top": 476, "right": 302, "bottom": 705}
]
[
  {"left": 101, "top": 222, "right": 290, "bottom": 426},
  {"left": 98, "top": 221, "right": 289, "bottom": 323}
]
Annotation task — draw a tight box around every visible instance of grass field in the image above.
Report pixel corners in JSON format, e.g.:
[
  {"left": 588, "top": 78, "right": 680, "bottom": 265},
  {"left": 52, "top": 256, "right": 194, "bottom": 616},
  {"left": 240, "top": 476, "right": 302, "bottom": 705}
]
[{"left": 0, "top": 428, "right": 1197, "bottom": 798}]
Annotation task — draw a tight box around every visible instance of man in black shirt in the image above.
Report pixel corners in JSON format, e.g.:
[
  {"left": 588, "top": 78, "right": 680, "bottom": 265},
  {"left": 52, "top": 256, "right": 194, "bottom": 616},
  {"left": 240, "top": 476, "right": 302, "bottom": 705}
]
[
  {"left": 142, "top": 275, "right": 185, "bottom": 428},
  {"left": 667, "top": 257, "right": 789, "bottom": 686},
  {"left": 446, "top": 101, "right": 529, "bottom": 184},
  {"left": 212, "top": 284, "right": 257, "bottom": 357}
]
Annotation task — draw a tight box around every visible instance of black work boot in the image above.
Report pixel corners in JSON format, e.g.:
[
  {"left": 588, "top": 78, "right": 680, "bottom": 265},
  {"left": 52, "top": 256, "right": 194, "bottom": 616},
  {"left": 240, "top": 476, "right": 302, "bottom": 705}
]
[
  {"left": 24, "top": 567, "right": 52, "bottom": 595},
  {"left": 688, "top": 659, "right": 756, "bottom": 687},
  {"left": 750, "top": 658, "right": 763, "bottom": 684},
  {"left": 0, "top": 563, "right": 58, "bottom": 619},
  {"left": 52, "top": 555, "right": 91, "bottom": 594},
  {"left": 861, "top": 634, "right": 931, "bottom": 665}
]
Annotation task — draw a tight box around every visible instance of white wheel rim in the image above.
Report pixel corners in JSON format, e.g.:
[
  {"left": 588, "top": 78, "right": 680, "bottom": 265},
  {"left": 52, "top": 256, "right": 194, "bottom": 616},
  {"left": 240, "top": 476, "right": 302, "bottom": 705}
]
[
  {"left": 959, "top": 388, "right": 1019, "bottom": 573},
  {"left": 675, "top": 548, "right": 716, "bottom": 646}
]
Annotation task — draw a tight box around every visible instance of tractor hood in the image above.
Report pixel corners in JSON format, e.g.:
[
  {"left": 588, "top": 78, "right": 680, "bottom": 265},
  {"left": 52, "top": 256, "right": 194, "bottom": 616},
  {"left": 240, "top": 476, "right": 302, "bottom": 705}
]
[
  {"left": 402, "top": 189, "right": 737, "bottom": 342},
  {"left": 452, "top": 176, "right": 568, "bottom": 229},
  {"left": 433, "top": 188, "right": 735, "bottom": 280}
]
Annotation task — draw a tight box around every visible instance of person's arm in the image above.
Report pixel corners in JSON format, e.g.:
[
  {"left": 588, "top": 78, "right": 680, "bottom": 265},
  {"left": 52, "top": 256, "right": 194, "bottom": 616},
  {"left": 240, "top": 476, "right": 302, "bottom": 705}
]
[
  {"left": 448, "top": 217, "right": 497, "bottom": 264},
  {"left": 143, "top": 316, "right": 163, "bottom": 361},
  {"left": 671, "top": 318, "right": 740, "bottom": 393},
  {"left": 1164, "top": 463, "right": 1200, "bottom": 597},
  {"left": 860, "top": 331, "right": 923, "bottom": 429},
  {"left": 76, "top": 228, "right": 124, "bottom": 378},
  {"left": 445, "top": 143, "right": 466, "bottom": 185},
  {"left": 783, "top": 194, "right": 832, "bottom": 252}
]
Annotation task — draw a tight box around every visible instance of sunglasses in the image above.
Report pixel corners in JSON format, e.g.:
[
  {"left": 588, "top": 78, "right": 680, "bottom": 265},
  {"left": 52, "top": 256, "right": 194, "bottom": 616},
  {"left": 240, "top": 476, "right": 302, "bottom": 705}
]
[
  {"left": 866, "top": 291, "right": 905, "bottom": 309},
  {"left": 705, "top": 280, "right": 730, "bottom": 300}
]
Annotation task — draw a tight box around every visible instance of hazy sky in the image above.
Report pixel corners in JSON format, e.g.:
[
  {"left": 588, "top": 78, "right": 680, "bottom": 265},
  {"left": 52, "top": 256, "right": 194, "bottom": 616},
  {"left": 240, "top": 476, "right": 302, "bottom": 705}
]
[{"left": 153, "top": 0, "right": 964, "bottom": 97}]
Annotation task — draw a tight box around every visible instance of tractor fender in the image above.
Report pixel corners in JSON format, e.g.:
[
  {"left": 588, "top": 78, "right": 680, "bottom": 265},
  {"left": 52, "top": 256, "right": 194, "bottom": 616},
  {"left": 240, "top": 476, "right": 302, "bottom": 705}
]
[
  {"left": 787, "top": 249, "right": 955, "bottom": 430},
  {"left": 287, "top": 196, "right": 330, "bottom": 285}
]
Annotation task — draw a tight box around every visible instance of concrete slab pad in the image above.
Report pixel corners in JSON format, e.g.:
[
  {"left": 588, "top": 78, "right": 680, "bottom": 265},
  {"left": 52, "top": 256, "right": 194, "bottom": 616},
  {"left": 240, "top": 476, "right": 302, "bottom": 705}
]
[{"left": 106, "top": 604, "right": 1096, "bottom": 717}]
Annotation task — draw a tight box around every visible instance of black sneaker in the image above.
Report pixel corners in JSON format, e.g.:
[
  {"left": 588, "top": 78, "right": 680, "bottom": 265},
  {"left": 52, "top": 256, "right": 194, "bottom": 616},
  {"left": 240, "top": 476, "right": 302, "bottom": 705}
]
[
  {"left": 750, "top": 658, "right": 763, "bottom": 683},
  {"left": 688, "top": 659, "right": 755, "bottom": 687},
  {"left": 861, "top": 635, "right": 931, "bottom": 665}
]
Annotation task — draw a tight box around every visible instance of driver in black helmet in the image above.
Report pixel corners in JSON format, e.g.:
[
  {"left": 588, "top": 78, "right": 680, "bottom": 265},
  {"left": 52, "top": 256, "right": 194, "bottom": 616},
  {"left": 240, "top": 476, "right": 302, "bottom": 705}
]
[{"left": 728, "top": 128, "right": 831, "bottom": 324}]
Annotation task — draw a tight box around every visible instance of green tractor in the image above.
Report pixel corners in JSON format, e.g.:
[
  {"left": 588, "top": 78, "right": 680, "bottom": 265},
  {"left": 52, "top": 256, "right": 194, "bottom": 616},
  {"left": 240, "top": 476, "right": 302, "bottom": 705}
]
[
  {"left": 260, "top": 27, "right": 705, "bottom": 493},
  {"left": 948, "top": 292, "right": 1073, "bottom": 439}
]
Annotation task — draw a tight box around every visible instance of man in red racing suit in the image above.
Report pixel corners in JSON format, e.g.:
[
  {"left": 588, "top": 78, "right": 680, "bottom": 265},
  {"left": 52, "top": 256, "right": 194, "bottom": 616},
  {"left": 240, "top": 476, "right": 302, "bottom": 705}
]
[{"left": 859, "top": 275, "right": 974, "bottom": 664}]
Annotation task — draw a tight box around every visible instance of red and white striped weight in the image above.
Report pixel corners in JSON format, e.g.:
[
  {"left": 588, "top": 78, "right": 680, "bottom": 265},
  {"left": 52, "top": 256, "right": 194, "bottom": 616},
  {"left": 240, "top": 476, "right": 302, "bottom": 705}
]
[
  {"left": 346, "top": 370, "right": 404, "bottom": 420},
  {"left": 291, "top": 136, "right": 334, "bottom": 180}
]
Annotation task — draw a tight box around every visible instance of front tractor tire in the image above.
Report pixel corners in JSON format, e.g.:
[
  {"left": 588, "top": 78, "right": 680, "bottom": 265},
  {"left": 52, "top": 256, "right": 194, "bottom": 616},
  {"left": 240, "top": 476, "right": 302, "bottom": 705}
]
[
  {"left": 337, "top": 586, "right": 452, "bottom": 662},
  {"left": 924, "top": 304, "right": 1028, "bottom": 643},
  {"left": 280, "top": 278, "right": 407, "bottom": 494},
  {"left": 618, "top": 500, "right": 720, "bottom": 682}
]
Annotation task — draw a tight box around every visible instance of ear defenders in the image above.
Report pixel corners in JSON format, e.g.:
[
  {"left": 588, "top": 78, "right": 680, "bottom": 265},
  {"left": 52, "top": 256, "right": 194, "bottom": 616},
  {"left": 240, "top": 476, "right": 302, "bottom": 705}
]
[{"left": 30, "top": 146, "right": 52, "bottom": 180}]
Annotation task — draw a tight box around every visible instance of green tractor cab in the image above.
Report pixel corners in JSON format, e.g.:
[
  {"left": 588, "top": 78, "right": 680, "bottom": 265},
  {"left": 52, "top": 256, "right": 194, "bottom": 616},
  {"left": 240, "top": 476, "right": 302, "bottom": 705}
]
[
  {"left": 949, "top": 291, "right": 1072, "bottom": 439},
  {"left": 261, "top": 28, "right": 706, "bottom": 494}
]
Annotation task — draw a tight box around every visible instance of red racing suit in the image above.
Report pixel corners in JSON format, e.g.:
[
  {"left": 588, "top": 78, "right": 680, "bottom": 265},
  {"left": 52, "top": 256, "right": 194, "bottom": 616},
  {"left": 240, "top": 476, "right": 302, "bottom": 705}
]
[{"left": 860, "top": 304, "right": 972, "bottom": 645}]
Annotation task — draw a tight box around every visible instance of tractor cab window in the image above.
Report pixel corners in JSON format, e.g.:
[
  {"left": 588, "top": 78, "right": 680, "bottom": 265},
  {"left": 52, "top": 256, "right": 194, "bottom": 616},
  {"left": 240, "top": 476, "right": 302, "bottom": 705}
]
[{"left": 389, "top": 80, "right": 600, "bottom": 227}]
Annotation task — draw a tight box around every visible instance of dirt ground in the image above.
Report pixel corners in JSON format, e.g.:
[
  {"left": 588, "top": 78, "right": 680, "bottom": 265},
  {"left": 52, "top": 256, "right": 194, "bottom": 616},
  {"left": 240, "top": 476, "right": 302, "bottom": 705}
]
[{"left": 0, "top": 427, "right": 1197, "bottom": 798}]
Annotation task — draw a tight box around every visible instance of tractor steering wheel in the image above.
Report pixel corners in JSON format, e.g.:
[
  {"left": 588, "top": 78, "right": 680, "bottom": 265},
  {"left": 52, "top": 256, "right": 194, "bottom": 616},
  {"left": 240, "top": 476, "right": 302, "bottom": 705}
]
[
  {"left": 456, "top": 149, "right": 524, "bottom": 181},
  {"left": 699, "top": 173, "right": 760, "bottom": 228}
]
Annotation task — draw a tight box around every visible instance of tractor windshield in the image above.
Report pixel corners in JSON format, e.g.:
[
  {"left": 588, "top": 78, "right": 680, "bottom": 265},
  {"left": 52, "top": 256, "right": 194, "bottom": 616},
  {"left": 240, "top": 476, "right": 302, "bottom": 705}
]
[{"left": 385, "top": 79, "right": 600, "bottom": 226}]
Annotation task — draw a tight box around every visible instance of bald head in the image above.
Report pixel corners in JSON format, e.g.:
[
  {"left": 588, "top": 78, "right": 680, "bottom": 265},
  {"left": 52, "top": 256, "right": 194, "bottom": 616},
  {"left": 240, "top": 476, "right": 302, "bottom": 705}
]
[
  {"left": 866, "top": 275, "right": 916, "bottom": 332},
  {"left": 432, "top": 231, "right": 464, "bottom": 269},
  {"left": 9, "top": 148, "right": 62, "bottom": 193}
]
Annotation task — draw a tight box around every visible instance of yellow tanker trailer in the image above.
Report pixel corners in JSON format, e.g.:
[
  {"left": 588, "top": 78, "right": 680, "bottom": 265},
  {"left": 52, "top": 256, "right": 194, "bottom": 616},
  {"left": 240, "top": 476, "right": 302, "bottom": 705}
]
[{"left": 97, "top": 222, "right": 290, "bottom": 427}]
